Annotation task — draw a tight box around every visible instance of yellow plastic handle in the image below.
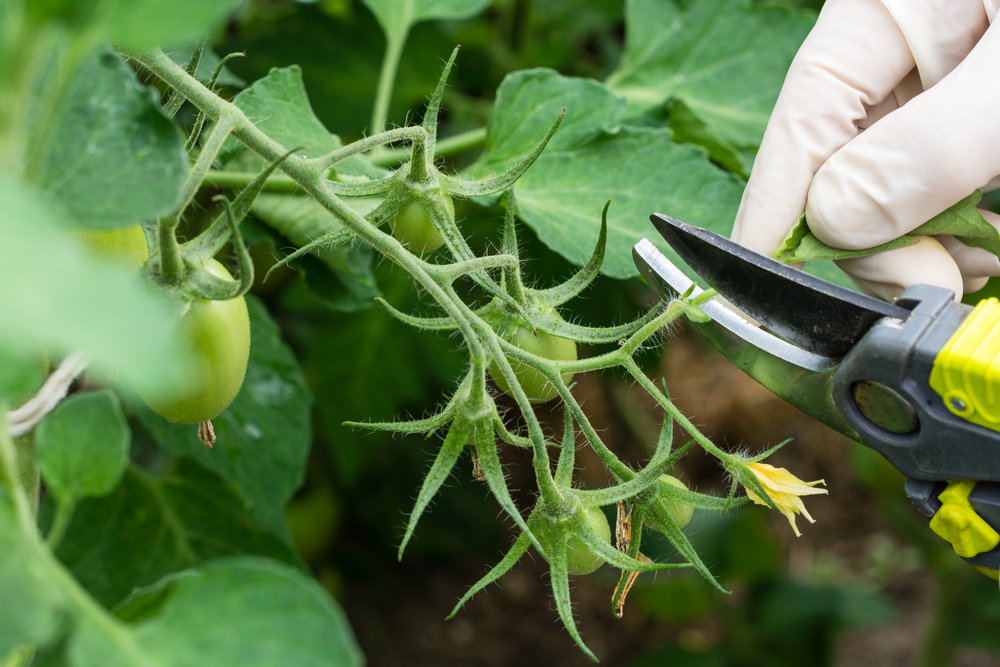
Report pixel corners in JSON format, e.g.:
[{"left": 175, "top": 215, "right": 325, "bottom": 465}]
[{"left": 929, "top": 297, "right": 1000, "bottom": 431}]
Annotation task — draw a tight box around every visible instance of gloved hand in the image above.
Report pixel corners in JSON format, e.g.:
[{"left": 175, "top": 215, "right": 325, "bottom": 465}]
[{"left": 731, "top": 0, "right": 1000, "bottom": 300}]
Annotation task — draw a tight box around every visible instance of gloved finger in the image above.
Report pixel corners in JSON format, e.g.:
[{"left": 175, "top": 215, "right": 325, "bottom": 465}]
[
  {"left": 937, "top": 210, "right": 1000, "bottom": 278},
  {"left": 835, "top": 236, "right": 963, "bottom": 301},
  {"left": 963, "top": 276, "right": 990, "bottom": 294},
  {"left": 732, "top": 0, "right": 916, "bottom": 256},
  {"left": 807, "top": 20, "right": 1000, "bottom": 251}
]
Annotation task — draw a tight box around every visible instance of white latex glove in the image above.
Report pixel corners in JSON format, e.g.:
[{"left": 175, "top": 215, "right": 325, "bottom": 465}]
[{"left": 731, "top": 0, "right": 1000, "bottom": 300}]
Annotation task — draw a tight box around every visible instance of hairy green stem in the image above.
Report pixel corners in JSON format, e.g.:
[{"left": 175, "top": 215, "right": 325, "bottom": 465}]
[
  {"left": 622, "top": 356, "right": 732, "bottom": 463},
  {"left": 0, "top": 413, "right": 33, "bottom": 532},
  {"left": 45, "top": 498, "right": 74, "bottom": 550},
  {"left": 309, "top": 126, "right": 427, "bottom": 171},
  {"left": 469, "top": 317, "right": 561, "bottom": 502},
  {"left": 372, "top": 127, "right": 487, "bottom": 167},
  {"left": 202, "top": 170, "right": 299, "bottom": 192},
  {"left": 174, "top": 114, "right": 237, "bottom": 225}
]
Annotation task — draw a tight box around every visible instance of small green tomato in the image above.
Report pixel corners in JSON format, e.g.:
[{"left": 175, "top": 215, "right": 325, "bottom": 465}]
[
  {"left": 657, "top": 474, "right": 694, "bottom": 529},
  {"left": 139, "top": 260, "right": 250, "bottom": 424},
  {"left": 389, "top": 194, "right": 454, "bottom": 254},
  {"left": 79, "top": 224, "right": 148, "bottom": 271},
  {"left": 489, "top": 318, "right": 577, "bottom": 404},
  {"left": 530, "top": 506, "right": 611, "bottom": 576}
]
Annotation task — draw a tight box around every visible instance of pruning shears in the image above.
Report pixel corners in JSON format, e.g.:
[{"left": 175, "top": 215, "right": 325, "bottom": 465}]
[{"left": 633, "top": 213, "right": 1000, "bottom": 575}]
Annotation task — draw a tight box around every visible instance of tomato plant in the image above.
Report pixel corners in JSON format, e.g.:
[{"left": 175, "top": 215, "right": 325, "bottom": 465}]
[{"left": 0, "top": 2, "right": 903, "bottom": 667}]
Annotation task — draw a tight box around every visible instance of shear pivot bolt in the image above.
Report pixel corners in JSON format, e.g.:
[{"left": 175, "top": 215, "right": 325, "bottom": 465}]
[
  {"left": 949, "top": 397, "right": 968, "bottom": 413},
  {"left": 851, "top": 381, "right": 918, "bottom": 434}
]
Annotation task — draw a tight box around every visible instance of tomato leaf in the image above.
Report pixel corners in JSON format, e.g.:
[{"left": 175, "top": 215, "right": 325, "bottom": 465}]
[
  {"left": 224, "top": 65, "right": 383, "bottom": 178},
  {"left": 36, "top": 390, "right": 129, "bottom": 503},
  {"left": 362, "top": 0, "right": 493, "bottom": 43},
  {"left": 606, "top": 0, "right": 815, "bottom": 148},
  {"left": 466, "top": 68, "right": 627, "bottom": 180},
  {"left": 134, "top": 297, "right": 312, "bottom": 533},
  {"left": 775, "top": 192, "right": 999, "bottom": 263},
  {"left": 29, "top": 0, "right": 242, "bottom": 49},
  {"left": 107, "top": 558, "right": 362, "bottom": 667},
  {"left": 34, "top": 51, "right": 187, "bottom": 230},
  {"left": 667, "top": 99, "right": 749, "bottom": 177},
  {"left": 513, "top": 127, "right": 744, "bottom": 279},
  {"left": 53, "top": 460, "right": 299, "bottom": 607}
]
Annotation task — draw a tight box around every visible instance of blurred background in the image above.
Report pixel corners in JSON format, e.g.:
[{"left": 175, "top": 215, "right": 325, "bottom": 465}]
[{"left": 193, "top": 1, "right": 1000, "bottom": 664}]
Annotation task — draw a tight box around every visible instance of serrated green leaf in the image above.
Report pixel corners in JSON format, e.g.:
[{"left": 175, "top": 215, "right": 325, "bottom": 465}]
[
  {"left": 362, "top": 0, "right": 493, "bottom": 42},
  {"left": 0, "top": 173, "right": 189, "bottom": 394},
  {"left": 225, "top": 66, "right": 382, "bottom": 178},
  {"left": 466, "top": 68, "right": 627, "bottom": 179},
  {"left": 134, "top": 297, "right": 312, "bottom": 533},
  {"left": 54, "top": 460, "right": 298, "bottom": 607},
  {"left": 30, "top": 0, "right": 241, "bottom": 50},
  {"left": 606, "top": 0, "right": 815, "bottom": 147},
  {"left": 667, "top": 99, "right": 749, "bottom": 176},
  {"left": 34, "top": 51, "right": 186, "bottom": 230},
  {"left": 514, "top": 127, "right": 744, "bottom": 279},
  {"left": 36, "top": 390, "right": 129, "bottom": 503},
  {"left": 106, "top": 558, "right": 363, "bottom": 667}
]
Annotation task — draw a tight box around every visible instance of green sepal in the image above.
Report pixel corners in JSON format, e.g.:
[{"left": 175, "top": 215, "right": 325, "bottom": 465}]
[
  {"left": 421, "top": 45, "right": 460, "bottom": 153},
  {"left": 553, "top": 407, "right": 576, "bottom": 487},
  {"left": 186, "top": 51, "right": 246, "bottom": 151},
  {"left": 546, "top": 538, "right": 598, "bottom": 662},
  {"left": 532, "top": 200, "right": 609, "bottom": 307},
  {"left": 640, "top": 500, "right": 727, "bottom": 593},
  {"left": 163, "top": 43, "right": 203, "bottom": 118},
  {"left": 184, "top": 147, "right": 302, "bottom": 264},
  {"left": 472, "top": 424, "right": 548, "bottom": 560},
  {"left": 574, "top": 517, "right": 692, "bottom": 572},
  {"left": 439, "top": 111, "right": 564, "bottom": 198},
  {"left": 397, "top": 420, "right": 470, "bottom": 559},
  {"left": 374, "top": 297, "right": 457, "bottom": 331},
  {"left": 447, "top": 533, "right": 530, "bottom": 619},
  {"left": 531, "top": 303, "right": 662, "bottom": 345}
]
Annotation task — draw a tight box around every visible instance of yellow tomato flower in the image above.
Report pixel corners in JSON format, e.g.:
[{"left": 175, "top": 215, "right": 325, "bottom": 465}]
[{"left": 743, "top": 462, "right": 827, "bottom": 537}]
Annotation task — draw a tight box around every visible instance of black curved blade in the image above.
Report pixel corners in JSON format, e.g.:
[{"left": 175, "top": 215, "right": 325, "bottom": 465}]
[{"left": 649, "top": 213, "right": 911, "bottom": 357}]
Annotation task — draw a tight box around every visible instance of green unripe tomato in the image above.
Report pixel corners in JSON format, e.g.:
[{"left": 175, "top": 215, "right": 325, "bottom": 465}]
[
  {"left": 488, "top": 321, "right": 577, "bottom": 404},
  {"left": 139, "top": 260, "right": 251, "bottom": 424},
  {"left": 388, "top": 194, "right": 454, "bottom": 255},
  {"left": 657, "top": 474, "right": 694, "bottom": 529},
  {"left": 79, "top": 224, "right": 148, "bottom": 271},
  {"left": 529, "top": 506, "right": 611, "bottom": 576}
]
